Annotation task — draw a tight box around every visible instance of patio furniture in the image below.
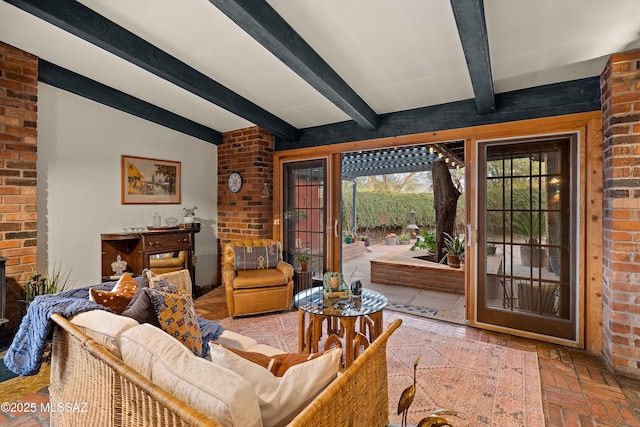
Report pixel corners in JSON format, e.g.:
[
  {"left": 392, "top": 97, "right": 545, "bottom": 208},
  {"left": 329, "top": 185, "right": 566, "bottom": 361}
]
[{"left": 517, "top": 281, "right": 560, "bottom": 315}]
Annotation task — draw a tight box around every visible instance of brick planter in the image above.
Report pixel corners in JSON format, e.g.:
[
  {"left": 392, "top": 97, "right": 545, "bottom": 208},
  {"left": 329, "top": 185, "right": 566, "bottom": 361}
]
[{"left": 370, "top": 249, "right": 464, "bottom": 294}]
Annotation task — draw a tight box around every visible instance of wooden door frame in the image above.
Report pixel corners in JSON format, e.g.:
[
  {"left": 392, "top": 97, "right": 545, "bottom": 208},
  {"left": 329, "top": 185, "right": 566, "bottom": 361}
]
[{"left": 273, "top": 111, "right": 602, "bottom": 351}]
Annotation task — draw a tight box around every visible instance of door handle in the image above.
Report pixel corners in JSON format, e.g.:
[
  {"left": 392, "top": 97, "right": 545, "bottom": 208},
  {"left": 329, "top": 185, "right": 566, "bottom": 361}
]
[{"left": 334, "top": 220, "right": 339, "bottom": 238}]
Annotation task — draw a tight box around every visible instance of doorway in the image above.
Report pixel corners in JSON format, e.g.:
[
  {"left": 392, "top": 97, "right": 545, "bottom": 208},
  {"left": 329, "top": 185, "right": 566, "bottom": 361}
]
[
  {"left": 476, "top": 135, "right": 576, "bottom": 341},
  {"left": 282, "top": 159, "right": 327, "bottom": 284}
]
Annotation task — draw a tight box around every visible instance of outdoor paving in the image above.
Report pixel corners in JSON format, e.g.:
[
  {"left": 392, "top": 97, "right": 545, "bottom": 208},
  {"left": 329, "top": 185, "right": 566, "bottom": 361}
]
[{"left": 343, "top": 242, "right": 466, "bottom": 324}]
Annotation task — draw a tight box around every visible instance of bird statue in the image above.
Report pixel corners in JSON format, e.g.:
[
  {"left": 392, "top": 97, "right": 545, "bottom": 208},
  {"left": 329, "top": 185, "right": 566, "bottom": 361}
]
[
  {"left": 416, "top": 409, "right": 458, "bottom": 427},
  {"left": 397, "top": 355, "right": 421, "bottom": 427}
]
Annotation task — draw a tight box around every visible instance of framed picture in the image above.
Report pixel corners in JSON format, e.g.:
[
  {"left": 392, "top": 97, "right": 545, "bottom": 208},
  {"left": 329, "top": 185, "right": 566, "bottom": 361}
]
[{"left": 121, "top": 155, "right": 181, "bottom": 204}]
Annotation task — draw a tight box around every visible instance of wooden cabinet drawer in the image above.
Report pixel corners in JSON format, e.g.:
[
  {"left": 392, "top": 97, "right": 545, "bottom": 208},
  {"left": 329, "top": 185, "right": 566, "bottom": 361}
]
[{"left": 143, "top": 233, "right": 191, "bottom": 250}]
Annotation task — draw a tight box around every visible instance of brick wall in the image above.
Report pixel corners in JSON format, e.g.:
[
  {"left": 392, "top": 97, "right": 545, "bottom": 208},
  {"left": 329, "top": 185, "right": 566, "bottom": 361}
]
[
  {"left": 217, "top": 126, "right": 274, "bottom": 244},
  {"left": 601, "top": 48, "right": 640, "bottom": 377},
  {"left": 0, "top": 42, "right": 38, "bottom": 330}
]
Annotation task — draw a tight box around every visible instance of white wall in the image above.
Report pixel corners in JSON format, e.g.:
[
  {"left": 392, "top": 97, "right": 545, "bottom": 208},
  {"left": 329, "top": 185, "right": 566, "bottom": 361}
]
[{"left": 37, "top": 83, "right": 218, "bottom": 288}]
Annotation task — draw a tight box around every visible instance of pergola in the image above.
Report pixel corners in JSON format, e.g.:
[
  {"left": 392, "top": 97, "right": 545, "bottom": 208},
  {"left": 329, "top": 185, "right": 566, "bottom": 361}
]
[
  {"left": 341, "top": 141, "right": 465, "bottom": 249},
  {"left": 341, "top": 141, "right": 465, "bottom": 179}
]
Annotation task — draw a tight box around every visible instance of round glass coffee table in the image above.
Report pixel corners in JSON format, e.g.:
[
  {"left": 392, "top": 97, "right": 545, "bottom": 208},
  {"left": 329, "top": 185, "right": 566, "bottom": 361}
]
[{"left": 294, "top": 287, "right": 388, "bottom": 369}]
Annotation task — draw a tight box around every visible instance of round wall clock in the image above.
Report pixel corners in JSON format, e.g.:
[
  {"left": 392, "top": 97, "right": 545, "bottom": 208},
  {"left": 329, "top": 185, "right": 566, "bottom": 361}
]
[{"left": 228, "top": 172, "right": 243, "bottom": 193}]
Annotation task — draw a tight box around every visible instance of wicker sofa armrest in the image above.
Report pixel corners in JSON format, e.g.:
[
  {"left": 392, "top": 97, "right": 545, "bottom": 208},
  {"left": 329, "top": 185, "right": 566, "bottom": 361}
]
[{"left": 288, "top": 318, "right": 402, "bottom": 427}]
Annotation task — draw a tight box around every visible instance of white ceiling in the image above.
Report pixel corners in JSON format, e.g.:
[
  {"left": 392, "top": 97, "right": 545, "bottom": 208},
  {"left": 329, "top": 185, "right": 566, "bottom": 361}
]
[{"left": 1, "top": 0, "right": 639, "bottom": 137}]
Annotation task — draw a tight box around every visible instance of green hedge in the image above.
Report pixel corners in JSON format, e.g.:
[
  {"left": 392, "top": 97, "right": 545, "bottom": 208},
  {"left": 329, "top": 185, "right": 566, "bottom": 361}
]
[
  {"left": 342, "top": 192, "right": 463, "bottom": 231},
  {"left": 344, "top": 187, "right": 542, "bottom": 234}
]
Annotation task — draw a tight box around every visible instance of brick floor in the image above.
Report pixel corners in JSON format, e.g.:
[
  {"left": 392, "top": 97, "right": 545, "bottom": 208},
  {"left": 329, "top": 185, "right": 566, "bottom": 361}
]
[{"left": 195, "top": 286, "right": 640, "bottom": 427}]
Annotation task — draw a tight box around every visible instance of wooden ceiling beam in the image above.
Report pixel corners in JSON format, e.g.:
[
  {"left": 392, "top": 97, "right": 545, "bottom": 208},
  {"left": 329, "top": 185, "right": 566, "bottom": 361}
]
[
  {"left": 450, "top": 0, "right": 495, "bottom": 115},
  {"left": 209, "top": 0, "right": 380, "bottom": 131},
  {"left": 279, "top": 77, "right": 600, "bottom": 149},
  {"left": 7, "top": 0, "right": 300, "bottom": 141},
  {"left": 39, "top": 61, "right": 222, "bottom": 145}
]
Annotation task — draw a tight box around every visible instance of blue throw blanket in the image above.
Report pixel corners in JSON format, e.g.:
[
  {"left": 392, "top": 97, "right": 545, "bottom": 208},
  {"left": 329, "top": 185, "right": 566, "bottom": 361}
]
[
  {"left": 5, "top": 283, "right": 225, "bottom": 376},
  {"left": 199, "top": 317, "right": 225, "bottom": 358},
  {"left": 5, "top": 284, "right": 113, "bottom": 376}
]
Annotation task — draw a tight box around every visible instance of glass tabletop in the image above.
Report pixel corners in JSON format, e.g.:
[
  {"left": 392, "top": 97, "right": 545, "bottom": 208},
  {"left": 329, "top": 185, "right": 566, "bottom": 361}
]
[{"left": 294, "top": 286, "right": 388, "bottom": 317}]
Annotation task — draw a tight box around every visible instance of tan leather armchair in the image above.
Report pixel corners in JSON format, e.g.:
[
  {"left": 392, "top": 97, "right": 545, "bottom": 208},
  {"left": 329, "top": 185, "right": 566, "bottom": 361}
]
[
  {"left": 222, "top": 239, "right": 293, "bottom": 317},
  {"left": 149, "top": 250, "right": 186, "bottom": 274}
]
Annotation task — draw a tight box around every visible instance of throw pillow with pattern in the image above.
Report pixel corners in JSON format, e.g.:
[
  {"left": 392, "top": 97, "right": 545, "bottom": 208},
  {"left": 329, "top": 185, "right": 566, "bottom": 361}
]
[
  {"left": 234, "top": 244, "right": 279, "bottom": 270},
  {"left": 210, "top": 343, "right": 327, "bottom": 377},
  {"left": 146, "top": 288, "right": 203, "bottom": 357},
  {"left": 146, "top": 269, "right": 180, "bottom": 293},
  {"left": 89, "top": 273, "right": 138, "bottom": 314}
]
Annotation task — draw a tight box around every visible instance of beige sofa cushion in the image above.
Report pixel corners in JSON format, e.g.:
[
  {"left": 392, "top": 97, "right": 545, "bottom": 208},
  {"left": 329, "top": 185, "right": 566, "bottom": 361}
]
[
  {"left": 209, "top": 343, "right": 342, "bottom": 427},
  {"left": 69, "top": 309, "right": 138, "bottom": 359},
  {"left": 214, "top": 330, "right": 282, "bottom": 356},
  {"left": 120, "top": 324, "right": 263, "bottom": 427}
]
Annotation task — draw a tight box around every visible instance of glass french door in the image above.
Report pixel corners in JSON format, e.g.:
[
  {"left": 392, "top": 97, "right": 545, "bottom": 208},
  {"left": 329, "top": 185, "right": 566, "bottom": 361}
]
[
  {"left": 477, "top": 135, "right": 576, "bottom": 341},
  {"left": 282, "top": 160, "right": 327, "bottom": 283}
]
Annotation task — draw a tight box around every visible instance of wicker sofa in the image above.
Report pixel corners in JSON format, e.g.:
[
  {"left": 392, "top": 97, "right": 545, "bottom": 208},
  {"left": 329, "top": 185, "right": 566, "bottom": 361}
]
[{"left": 49, "top": 310, "right": 402, "bottom": 427}]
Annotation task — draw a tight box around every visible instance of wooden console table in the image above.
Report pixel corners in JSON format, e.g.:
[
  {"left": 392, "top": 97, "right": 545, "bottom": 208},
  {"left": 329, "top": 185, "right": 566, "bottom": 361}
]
[{"left": 100, "top": 228, "right": 199, "bottom": 294}]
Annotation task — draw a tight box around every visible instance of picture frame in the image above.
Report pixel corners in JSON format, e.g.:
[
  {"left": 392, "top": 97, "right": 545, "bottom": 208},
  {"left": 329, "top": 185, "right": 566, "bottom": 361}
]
[{"left": 121, "top": 155, "right": 181, "bottom": 204}]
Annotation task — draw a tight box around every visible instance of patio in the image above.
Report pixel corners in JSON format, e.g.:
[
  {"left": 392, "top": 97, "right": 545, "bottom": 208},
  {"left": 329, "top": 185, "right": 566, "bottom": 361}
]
[{"left": 342, "top": 242, "right": 466, "bottom": 324}]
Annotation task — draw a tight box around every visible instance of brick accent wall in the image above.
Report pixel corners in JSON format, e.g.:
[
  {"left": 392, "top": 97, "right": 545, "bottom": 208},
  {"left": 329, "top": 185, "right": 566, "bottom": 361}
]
[
  {"left": 0, "top": 42, "right": 38, "bottom": 330},
  {"left": 600, "top": 48, "right": 640, "bottom": 377},
  {"left": 217, "top": 126, "right": 274, "bottom": 244}
]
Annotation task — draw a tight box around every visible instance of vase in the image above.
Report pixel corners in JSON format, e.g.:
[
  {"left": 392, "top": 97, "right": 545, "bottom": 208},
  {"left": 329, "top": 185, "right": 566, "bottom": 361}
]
[{"left": 184, "top": 216, "right": 195, "bottom": 224}]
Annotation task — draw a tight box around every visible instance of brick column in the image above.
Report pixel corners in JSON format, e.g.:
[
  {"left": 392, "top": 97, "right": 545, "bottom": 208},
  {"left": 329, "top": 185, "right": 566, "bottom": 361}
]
[
  {"left": 600, "top": 48, "right": 640, "bottom": 378},
  {"left": 0, "top": 42, "right": 38, "bottom": 330},
  {"left": 217, "top": 126, "right": 274, "bottom": 243}
]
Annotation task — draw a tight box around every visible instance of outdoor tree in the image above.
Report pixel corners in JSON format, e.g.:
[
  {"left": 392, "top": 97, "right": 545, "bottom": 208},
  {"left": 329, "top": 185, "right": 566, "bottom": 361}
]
[{"left": 432, "top": 160, "right": 461, "bottom": 261}]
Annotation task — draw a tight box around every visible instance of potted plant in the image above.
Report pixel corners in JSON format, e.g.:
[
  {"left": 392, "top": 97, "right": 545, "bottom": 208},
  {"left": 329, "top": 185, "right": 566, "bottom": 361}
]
[
  {"left": 323, "top": 271, "right": 346, "bottom": 293},
  {"left": 385, "top": 233, "right": 398, "bottom": 245},
  {"left": 443, "top": 232, "right": 464, "bottom": 268},
  {"left": 294, "top": 253, "right": 310, "bottom": 271},
  {"left": 512, "top": 212, "right": 546, "bottom": 267},
  {"left": 21, "top": 264, "right": 72, "bottom": 309},
  {"left": 343, "top": 224, "right": 355, "bottom": 244},
  {"left": 398, "top": 233, "right": 410, "bottom": 244},
  {"left": 410, "top": 229, "right": 436, "bottom": 253},
  {"left": 19, "top": 264, "right": 72, "bottom": 364},
  {"left": 182, "top": 206, "right": 197, "bottom": 224}
]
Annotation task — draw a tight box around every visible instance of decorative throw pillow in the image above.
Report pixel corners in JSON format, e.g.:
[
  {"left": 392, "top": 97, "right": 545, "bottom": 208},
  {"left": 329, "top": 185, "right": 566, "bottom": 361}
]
[
  {"left": 112, "top": 272, "right": 139, "bottom": 293},
  {"left": 210, "top": 344, "right": 327, "bottom": 377},
  {"left": 209, "top": 343, "right": 342, "bottom": 426},
  {"left": 121, "top": 288, "right": 161, "bottom": 327},
  {"left": 234, "top": 244, "right": 279, "bottom": 270},
  {"left": 146, "top": 269, "right": 180, "bottom": 293},
  {"left": 146, "top": 288, "right": 203, "bottom": 357},
  {"left": 89, "top": 273, "right": 138, "bottom": 314}
]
